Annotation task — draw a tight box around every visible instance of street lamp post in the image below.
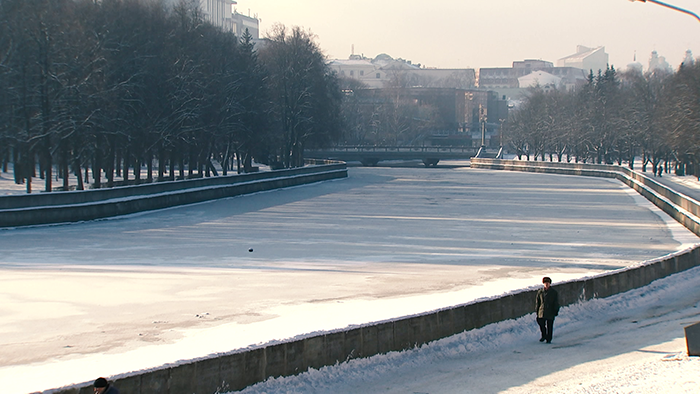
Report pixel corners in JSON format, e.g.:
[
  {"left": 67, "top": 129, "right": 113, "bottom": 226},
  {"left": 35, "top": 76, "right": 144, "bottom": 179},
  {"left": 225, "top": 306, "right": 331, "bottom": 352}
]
[
  {"left": 479, "top": 104, "right": 487, "bottom": 149},
  {"left": 629, "top": 0, "right": 700, "bottom": 23},
  {"left": 498, "top": 118, "right": 505, "bottom": 148}
]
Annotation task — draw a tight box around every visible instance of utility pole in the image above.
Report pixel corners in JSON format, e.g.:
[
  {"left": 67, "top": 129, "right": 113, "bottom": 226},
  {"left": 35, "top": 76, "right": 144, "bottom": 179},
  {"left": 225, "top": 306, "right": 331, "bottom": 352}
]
[
  {"left": 629, "top": 0, "right": 700, "bottom": 23},
  {"left": 479, "top": 104, "right": 487, "bottom": 149}
]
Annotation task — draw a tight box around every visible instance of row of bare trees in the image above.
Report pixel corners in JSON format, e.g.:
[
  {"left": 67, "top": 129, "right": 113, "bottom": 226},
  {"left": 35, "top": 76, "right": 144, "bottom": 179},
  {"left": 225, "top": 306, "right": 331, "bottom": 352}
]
[
  {"left": 506, "top": 63, "right": 700, "bottom": 176},
  {"left": 0, "top": 0, "right": 341, "bottom": 193},
  {"left": 339, "top": 76, "right": 443, "bottom": 146}
]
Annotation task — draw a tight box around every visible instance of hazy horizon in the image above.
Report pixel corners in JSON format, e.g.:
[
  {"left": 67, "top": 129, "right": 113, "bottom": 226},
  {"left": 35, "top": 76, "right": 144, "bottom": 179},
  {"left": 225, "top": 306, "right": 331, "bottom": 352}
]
[{"left": 240, "top": 0, "right": 699, "bottom": 72}]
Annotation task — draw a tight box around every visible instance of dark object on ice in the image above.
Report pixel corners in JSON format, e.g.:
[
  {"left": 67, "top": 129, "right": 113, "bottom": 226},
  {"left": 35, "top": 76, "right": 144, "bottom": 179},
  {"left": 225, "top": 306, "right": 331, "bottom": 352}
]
[
  {"left": 686, "top": 321, "right": 700, "bottom": 356},
  {"left": 248, "top": 248, "right": 254, "bottom": 252}
]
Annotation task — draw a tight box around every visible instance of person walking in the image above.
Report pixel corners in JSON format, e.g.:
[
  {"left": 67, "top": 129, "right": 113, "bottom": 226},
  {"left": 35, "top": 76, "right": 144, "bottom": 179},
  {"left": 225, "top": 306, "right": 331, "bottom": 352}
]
[{"left": 535, "top": 276, "right": 560, "bottom": 343}]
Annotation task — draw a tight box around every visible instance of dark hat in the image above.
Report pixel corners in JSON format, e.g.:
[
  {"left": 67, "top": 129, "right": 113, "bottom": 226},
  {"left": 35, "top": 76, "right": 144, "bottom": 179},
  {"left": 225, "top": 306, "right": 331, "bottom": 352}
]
[
  {"left": 94, "top": 378, "right": 109, "bottom": 388},
  {"left": 542, "top": 277, "right": 552, "bottom": 283}
]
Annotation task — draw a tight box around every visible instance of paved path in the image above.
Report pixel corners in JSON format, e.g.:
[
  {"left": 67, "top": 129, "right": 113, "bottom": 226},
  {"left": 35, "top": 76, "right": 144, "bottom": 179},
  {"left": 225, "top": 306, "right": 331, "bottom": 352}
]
[{"left": 648, "top": 170, "right": 700, "bottom": 201}]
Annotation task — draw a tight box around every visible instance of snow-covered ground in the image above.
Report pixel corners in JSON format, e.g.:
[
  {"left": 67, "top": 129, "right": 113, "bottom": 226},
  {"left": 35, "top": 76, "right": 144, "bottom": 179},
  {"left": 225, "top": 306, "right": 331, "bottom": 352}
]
[
  {"left": 0, "top": 163, "right": 699, "bottom": 393},
  {"left": 237, "top": 265, "right": 700, "bottom": 394}
]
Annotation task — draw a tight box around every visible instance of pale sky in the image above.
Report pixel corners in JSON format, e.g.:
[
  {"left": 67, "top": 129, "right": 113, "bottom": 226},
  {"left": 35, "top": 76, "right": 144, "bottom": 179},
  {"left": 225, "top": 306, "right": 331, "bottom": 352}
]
[{"left": 239, "top": 0, "right": 699, "bottom": 71}]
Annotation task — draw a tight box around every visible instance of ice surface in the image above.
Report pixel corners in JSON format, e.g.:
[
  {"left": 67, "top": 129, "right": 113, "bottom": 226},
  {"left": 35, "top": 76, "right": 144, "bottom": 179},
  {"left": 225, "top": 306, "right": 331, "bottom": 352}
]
[{"left": 0, "top": 165, "right": 698, "bottom": 393}]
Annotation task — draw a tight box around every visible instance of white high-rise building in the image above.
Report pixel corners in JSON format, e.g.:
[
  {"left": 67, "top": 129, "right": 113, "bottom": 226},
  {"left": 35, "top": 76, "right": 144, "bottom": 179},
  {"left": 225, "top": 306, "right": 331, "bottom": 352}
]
[
  {"left": 682, "top": 50, "right": 695, "bottom": 68},
  {"left": 231, "top": 9, "right": 259, "bottom": 39},
  {"left": 199, "top": 0, "right": 235, "bottom": 31},
  {"left": 557, "top": 45, "right": 609, "bottom": 75},
  {"left": 165, "top": 0, "right": 258, "bottom": 38}
]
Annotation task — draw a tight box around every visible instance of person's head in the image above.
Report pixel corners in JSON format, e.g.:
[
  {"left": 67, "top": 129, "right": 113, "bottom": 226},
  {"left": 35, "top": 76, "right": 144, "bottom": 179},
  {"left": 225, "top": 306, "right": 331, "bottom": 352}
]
[
  {"left": 542, "top": 276, "right": 552, "bottom": 289},
  {"left": 94, "top": 377, "right": 109, "bottom": 394}
]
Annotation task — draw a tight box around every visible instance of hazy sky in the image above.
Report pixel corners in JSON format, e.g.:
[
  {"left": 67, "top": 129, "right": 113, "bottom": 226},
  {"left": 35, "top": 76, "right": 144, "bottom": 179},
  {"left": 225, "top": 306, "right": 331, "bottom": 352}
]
[{"left": 239, "top": 0, "right": 699, "bottom": 71}]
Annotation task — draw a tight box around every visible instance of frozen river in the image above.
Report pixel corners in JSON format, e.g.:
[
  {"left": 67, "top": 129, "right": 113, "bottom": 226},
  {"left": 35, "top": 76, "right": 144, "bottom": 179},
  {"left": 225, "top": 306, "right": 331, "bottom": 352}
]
[{"left": 0, "top": 165, "right": 697, "bottom": 393}]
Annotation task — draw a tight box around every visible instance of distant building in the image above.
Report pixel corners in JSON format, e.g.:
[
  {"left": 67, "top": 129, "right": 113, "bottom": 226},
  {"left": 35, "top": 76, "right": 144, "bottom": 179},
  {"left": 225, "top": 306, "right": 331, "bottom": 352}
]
[
  {"left": 205, "top": 0, "right": 233, "bottom": 30},
  {"left": 626, "top": 56, "right": 644, "bottom": 74},
  {"left": 164, "top": 0, "right": 259, "bottom": 38},
  {"left": 231, "top": 8, "right": 259, "bottom": 39},
  {"left": 329, "top": 54, "right": 476, "bottom": 89},
  {"left": 648, "top": 50, "right": 672, "bottom": 74},
  {"left": 410, "top": 68, "right": 477, "bottom": 90},
  {"left": 330, "top": 58, "right": 388, "bottom": 88},
  {"left": 479, "top": 59, "right": 587, "bottom": 101},
  {"left": 518, "top": 71, "right": 562, "bottom": 92},
  {"left": 479, "top": 60, "right": 554, "bottom": 90},
  {"left": 556, "top": 45, "right": 609, "bottom": 74},
  {"left": 682, "top": 50, "right": 695, "bottom": 68}
]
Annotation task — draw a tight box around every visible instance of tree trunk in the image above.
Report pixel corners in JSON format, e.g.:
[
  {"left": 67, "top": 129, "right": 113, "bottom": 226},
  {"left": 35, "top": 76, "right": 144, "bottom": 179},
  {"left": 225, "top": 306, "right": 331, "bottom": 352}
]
[
  {"left": 207, "top": 159, "right": 218, "bottom": 176},
  {"left": 205, "top": 154, "right": 211, "bottom": 177},
  {"left": 12, "top": 147, "right": 21, "bottom": 185},
  {"left": 43, "top": 144, "right": 52, "bottom": 192},
  {"left": 158, "top": 146, "right": 166, "bottom": 181},
  {"left": 179, "top": 152, "right": 185, "bottom": 180},
  {"left": 222, "top": 141, "right": 231, "bottom": 176},
  {"left": 61, "top": 146, "right": 69, "bottom": 191},
  {"left": 123, "top": 148, "right": 130, "bottom": 182},
  {"left": 244, "top": 152, "right": 253, "bottom": 173},
  {"left": 169, "top": 149, "right": 176, "bottom": 180},
  {"left": 106, "top": 137, "right": 115, "bottom": 188},
  {"left": 188, "top": 147, "right": 195, "bottom": 178},
  {"left": 93, "top": 148, "right": 101, "bottom": 189},
  {"left": 146, "top": 150, "right": 153, "bottom": 183},
  {"left": 116, "top": 148, "right": 122, "bottom": 178},
  {"left": 74, "top": 156, "right": 84, "bottom": 191},
  {"left": 134, "top": 155, "right": 141, "bottom": 182}
]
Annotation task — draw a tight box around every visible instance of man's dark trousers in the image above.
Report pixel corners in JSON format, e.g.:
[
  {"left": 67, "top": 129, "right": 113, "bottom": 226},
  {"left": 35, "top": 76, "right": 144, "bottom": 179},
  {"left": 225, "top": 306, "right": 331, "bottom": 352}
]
[{"left": 537, "top": 317, "right": 554, "bottom": 342}]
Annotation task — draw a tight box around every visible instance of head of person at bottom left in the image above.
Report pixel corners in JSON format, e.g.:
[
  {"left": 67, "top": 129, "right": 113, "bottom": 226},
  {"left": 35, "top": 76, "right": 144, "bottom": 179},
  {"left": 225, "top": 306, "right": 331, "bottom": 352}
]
[{"left": 93, "top": 377, "right": 110, "bottom": 394}]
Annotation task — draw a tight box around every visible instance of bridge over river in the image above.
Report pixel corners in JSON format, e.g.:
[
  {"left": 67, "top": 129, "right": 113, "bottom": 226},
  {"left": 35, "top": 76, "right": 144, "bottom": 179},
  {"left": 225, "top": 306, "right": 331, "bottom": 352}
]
[{"left": 305, "top": 146, "right": 487, "bottom": 166}]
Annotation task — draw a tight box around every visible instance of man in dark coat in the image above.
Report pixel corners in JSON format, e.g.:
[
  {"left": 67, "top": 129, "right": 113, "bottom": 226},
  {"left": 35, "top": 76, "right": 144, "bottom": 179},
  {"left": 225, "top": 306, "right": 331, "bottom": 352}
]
[
  {"left": 93, "top": 377, "right": 119, "bottom": 394},
  {"left": 535, "top": 276, "right": 560, "bottom": 343}
]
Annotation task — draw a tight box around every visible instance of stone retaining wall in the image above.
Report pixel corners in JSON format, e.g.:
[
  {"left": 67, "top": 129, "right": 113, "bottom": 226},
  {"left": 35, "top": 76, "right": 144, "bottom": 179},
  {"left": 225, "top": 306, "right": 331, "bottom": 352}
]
[
  {"left": 470, "top": 158, "right": 700, "bottom": 237},
  {"left": 47, "top": 159, "right": 700, "bottom": 394}
]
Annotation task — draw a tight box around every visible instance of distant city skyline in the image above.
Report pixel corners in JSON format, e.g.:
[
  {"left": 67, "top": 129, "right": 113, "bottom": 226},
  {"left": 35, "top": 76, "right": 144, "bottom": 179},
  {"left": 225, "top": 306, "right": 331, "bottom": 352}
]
[{"left": 239, "top": 0, "right": 699, "bottom": 72}]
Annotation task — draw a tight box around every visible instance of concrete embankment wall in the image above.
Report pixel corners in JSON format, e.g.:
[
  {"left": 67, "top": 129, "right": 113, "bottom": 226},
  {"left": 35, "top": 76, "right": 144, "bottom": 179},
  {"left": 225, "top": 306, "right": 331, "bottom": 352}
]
[
  {"left": 49, "top": 159, "right": 700, "bottom": 394},
  {"left": 470, "top": 158, "right": 700, "bottom": 238},
  {"left": 1, "top": 162, "right": 347, "bottom": 228}
]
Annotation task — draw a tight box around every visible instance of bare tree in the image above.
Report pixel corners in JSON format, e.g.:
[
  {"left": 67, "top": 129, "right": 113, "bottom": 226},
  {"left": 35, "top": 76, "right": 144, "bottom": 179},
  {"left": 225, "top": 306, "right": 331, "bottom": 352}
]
[{"left": 259, "top": 25, "right": 341, "bottom": 168}]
